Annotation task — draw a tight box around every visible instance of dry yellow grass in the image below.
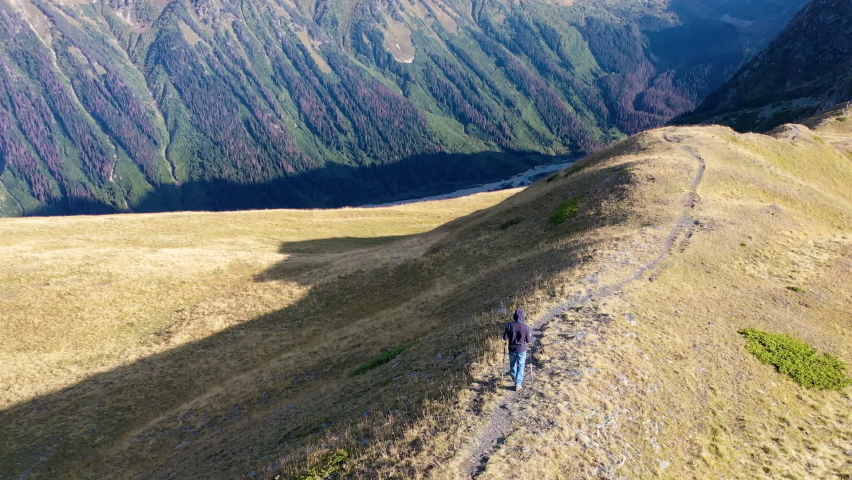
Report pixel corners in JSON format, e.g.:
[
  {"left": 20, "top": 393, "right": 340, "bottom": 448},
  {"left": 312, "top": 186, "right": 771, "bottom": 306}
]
[
  {"left": 0, "top": 191, "right": 521, "bottom": 477},
  {"left": 279, "top": 110, "right": 852, "bottom": 479},
  {"left": 0, "top": 194, "right": 516, "bottom": 408},
  {"left": 3, "top": 107, "right": 852, "bottom": 480},
  {"left": 450, "top": 116, "right": 852, "bottom": 479}
]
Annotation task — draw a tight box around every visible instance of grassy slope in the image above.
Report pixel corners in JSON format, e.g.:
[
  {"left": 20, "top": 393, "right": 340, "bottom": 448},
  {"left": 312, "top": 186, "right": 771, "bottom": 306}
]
[
  {"left": 0, "top": 196, "right": 511, "bottom": 404},
  {"left": 474, "top": 117, "right": 852, "bottom": 479},
  {"left": 332, "top": 108, "right": 852, "bottom": 479},
  {"left": 0, "top": 192, "right": 520, "bottom": 477},
  {"left": 1, "top": 108, "right": 851, "bottom": 479}
]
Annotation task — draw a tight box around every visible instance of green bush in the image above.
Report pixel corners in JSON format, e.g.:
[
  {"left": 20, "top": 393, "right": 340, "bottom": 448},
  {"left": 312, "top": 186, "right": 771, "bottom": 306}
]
[
  {"left": 739, "top": 328, "right": 852, "bottom": 390},
  {"left": 548, "top": 196, "right": 583, "bottom": 225},
  {"left": 499, "top": 217, "right": 525, "bottom": 230},
  {"left": 786, "top": 286, "right": 806, "bottom": 293},
  {"left": 349, "top": 346, "right": 407, "bottom": 376},
  {"left": 563, "top": 163, "right": 587, "bottom": 177},
  {"left": 283, "top": 450, "right": 349, "bottom": 480}
]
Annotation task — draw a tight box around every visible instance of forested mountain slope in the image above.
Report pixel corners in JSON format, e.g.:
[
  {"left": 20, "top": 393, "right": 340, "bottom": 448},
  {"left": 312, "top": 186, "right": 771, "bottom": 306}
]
[
  {"left": 0, "top": 0, "right": 807, "bottom": 215},
  {"left": 679, "top": 0, "right": 852, "bottom": 132}
]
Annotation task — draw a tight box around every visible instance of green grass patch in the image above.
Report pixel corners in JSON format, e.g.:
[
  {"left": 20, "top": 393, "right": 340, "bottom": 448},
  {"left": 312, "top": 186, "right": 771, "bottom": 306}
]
[
  {"left": 739, "top": 328, "right": 852, "bottom": 390},
  {"left": 548, "top": 196, "right": 583, "bottom": 225},
  {"left": 786, "top": 286, "right": 806, "bottom": 293},
  {"left": 838, "top": 117, "right": 847, "bottom": 123},
  {"left": 349, "top": 346, "right": 407, "bottom": 376},
  {"left": 499, "top": 217, "right": 525, "bottom": 230},
  {"left": 282, "top": 449, "right": 349, "bottom": 480}
]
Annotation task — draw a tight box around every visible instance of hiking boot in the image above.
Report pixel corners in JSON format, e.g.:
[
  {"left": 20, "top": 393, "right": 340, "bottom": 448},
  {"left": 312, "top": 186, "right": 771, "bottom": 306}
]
[{"left": 515, "top": 384, "right": 522, "bottom": 391}]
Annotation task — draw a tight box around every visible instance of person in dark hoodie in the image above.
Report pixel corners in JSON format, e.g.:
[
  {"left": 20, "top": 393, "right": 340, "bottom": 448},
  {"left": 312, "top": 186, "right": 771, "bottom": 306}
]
[{"left": 503, "top": 308, "right": 532, "bottom": 391}]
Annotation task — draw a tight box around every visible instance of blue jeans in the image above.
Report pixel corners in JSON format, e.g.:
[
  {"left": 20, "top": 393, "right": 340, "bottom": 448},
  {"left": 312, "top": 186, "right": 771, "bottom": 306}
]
[{"left": 509, "top": 351, "right": 527, "bottom": 386}]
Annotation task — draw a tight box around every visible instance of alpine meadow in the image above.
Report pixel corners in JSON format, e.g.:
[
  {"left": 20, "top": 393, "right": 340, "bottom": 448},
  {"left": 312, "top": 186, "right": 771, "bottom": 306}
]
[
  {"left": 4, "top": 105, "right": 852, "bottom": 478},
  {"left": 2, "top": 0, "right": 852, "bottom": 479}
]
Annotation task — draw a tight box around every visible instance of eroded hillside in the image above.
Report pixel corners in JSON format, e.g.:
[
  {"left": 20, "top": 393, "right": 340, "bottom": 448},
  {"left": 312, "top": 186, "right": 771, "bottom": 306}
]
[{"left": 2, "top": 107, "right": 851, "bottom": 479}]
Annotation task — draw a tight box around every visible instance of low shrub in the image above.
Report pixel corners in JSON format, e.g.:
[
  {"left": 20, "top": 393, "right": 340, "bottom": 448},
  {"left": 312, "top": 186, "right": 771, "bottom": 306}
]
[
  {"left": 283, "top": 450, "right": 349, "bottom": 480},
  {"left": 548, "top": 196, "right": 583, "bottom": 225},
  {"left": 739, "top": 328, "right": 852, "bottom": 390},
  {"left": 499, "top": 217, "right": 524, "bottom": 230},
  {"left": 563, "top": 163, "right": 587, "bottom": 177},
  {"left": 349, "top": 346, "right": 407, "bottom": 376},
  {"left": 786, "top": 286, "right": 806, "bottom": 293}
]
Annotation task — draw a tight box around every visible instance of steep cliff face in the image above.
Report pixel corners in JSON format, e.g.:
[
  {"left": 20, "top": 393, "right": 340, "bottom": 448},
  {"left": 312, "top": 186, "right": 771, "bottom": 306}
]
[
  {"left": 680, "top": 0, "right": 852, "bottom": 132},
  {"left": 0, "top": 0, "right": 807, "bottom": 215}
]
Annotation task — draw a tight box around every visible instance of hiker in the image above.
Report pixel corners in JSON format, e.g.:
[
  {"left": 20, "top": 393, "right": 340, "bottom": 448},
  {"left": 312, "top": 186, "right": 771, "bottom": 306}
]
[{"left": 503, "top": 308, "right": 531, "bottom": 391}]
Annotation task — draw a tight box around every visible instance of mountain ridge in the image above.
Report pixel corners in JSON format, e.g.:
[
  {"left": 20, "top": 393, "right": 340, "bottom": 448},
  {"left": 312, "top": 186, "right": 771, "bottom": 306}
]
[{"left": 677, "top": 0, "right": 852, "bottom": 131}]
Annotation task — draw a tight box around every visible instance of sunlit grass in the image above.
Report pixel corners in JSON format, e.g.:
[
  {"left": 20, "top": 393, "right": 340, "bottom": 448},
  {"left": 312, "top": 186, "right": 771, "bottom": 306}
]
[
  {"left": 4, "top": 108, "right": 852, "bottom": 480},
  {"left": 740, "top": 328, "right": 852, "bottom": 390}
]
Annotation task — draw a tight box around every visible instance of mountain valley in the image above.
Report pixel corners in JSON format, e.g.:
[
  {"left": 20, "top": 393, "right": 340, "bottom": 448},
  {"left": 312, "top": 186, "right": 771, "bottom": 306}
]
[{"left": 0, "top": 0, "right": 808, "bottom": 215}]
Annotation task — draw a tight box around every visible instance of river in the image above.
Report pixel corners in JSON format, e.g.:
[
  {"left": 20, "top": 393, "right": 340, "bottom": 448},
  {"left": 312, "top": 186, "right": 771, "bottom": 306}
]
[{"left": 364, "top": 159, "right": 578, "bottom": 207}]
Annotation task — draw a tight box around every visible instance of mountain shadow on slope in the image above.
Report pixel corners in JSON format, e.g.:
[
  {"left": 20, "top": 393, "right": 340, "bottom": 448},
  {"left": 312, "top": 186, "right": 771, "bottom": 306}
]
[
  {"left": 23, "top": 150, "right": 566, "bottom": 216},
  {"left": 0, "top": 155, "right": 634, "bottom": 478}
]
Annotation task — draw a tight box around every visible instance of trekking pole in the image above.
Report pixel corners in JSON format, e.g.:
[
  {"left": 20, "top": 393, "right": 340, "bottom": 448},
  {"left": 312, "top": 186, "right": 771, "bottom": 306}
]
[
  {"left": 528, "top": 335, "right": 535, "bottom": 384},
  {"left": 529, "top": 349, "right": 535, "bottom": 380},
  {"left": 526, "top": 349, "right": 532, "bottom": 384}
]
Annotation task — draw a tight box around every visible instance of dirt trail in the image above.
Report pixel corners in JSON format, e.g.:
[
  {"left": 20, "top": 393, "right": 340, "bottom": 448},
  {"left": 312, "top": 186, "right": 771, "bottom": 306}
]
[
  {"left": 788, "top": 124, "right": 803, "bottom": 142},
  {"left": 461, "top": 135, "right": 706, "bottom": 478}
]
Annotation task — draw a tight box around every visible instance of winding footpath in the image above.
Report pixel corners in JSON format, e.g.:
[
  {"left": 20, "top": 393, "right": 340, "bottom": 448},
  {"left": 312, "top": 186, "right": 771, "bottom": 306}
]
[{"left": 462, "top": 134, "right": 707, "bottom": 478}]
